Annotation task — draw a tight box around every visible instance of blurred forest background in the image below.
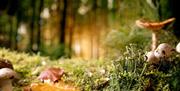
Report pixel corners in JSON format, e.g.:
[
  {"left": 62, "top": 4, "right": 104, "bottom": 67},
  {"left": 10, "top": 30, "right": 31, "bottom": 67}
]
[{"left": 0, "top": 0, "right": 179, "bottom": 59}]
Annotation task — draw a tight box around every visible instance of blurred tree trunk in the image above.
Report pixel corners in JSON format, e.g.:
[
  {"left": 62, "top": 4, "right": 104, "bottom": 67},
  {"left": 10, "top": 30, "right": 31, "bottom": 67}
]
[
  {"left": 9, "top": 16, "right": 16, "bottom": 49},
  {"left": 15, "top": 2, "right": 23, "bottom": 50},
  {"left": 171, "top": 0, "right": 180, "bottom": 38},
  {"left": 158, "top": 0, "right": 162, "bottom": 20},
  {"left": 5, "top": 0, "right": 18, "bottom": 49},
  {"left": 14, "top": 17, "right": 19, "bottom": 50},
  {"left": 67, "top": 0, "right": 75, "bottom": 58},
  {"left": 60, "top": 0, "right": 67, "bottom": 44},
  {"left": 56, "top": 0, "right": 67, "bottom": 56},
  {"left": 30, "top": 0, "right": 36, "bottom": 51},
  {"left": 36, "top": 0, "right": 44, "bottom": 52},
  {"left": 9, "top": 17, "right": 13, "bottom": 48},
  {"left": 92, "top": 0, "right": 98, "bottom": 58}
]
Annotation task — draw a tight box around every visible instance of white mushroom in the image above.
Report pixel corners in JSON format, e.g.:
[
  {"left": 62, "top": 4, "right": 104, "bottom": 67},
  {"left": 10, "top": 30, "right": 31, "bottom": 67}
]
[
  {"left": 154, "top": 43, "right": 174, "bottom": 59},
  {"left": 0, "top": 68, "right": 18, "bottom": 91},
  {"left": 176, "top": 42, "right": 180, "bottom": 53},
  {"left": 145, "top": 51, "right": 159, "bottom": 64}
]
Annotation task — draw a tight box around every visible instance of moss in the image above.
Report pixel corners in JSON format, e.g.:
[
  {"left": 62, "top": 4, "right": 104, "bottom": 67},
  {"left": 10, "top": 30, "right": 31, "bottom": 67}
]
[{"left": 0, "top": 30, "right": 179, "bottom": 90}]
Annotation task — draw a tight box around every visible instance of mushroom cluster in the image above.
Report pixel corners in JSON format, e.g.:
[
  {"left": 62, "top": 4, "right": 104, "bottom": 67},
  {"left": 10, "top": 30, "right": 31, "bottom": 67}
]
[
  {"left": 135, "top": 17, "right": 178, "bottom": 64},
  {"left": 0, "top": 58, "right": 18, "bottom": 91},
  {"left": 145, "top": 43, "right": 175, "bottom": 64}
]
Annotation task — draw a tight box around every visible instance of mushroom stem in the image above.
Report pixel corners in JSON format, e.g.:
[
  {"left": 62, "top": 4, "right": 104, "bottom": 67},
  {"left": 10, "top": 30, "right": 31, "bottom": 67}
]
[
  {"left": 0, "top": 79, "right": 13, "bottom": 91},
  {"left": 152, "top": 32, "right": 158, "bottom": 51}
]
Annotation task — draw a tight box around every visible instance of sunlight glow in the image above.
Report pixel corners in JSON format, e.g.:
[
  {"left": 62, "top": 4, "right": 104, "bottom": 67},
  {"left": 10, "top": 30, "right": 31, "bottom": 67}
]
[
  {"left": 41, "top": 8, "right": 50, "bottom": 19},
  {"left": 108, "top": 0, "right": 113, "bottom": 9},
  {"left": 78, "top": 5, "right": 90, "bottom": 15},
  {"left": 18, "top": 23, "right": 27, "bottom": 35},
  {"left": 74, "top": 43, "right": 81, "bottom": 55}
]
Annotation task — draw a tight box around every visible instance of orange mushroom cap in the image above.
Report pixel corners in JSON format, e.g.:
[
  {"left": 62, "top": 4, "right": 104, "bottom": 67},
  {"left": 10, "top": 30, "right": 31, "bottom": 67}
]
[{"left": 136, "top": 17, "right": 175, "bottom": 31}]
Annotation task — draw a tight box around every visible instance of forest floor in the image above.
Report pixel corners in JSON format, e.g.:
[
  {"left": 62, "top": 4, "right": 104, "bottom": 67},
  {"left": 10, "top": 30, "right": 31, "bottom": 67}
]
[
  {"left": 0, "top": 42, "right": 180, "bottom": 91},
  {"left": 0, "top": 48, "right": 110, "bottom": 91}
]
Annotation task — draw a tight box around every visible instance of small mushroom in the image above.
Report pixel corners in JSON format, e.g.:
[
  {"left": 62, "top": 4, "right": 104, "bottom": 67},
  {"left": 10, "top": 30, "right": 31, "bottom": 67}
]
[
  {"left": 145, "top": 51, "right": 159, "bottom": 64},
  {"left": 38, "top": 67, "right": 64, "bottom": 83},
  {"left": 154, "top": 43, "right": 174, "bottom": 59},
  {"left": 176, "top": 42, "right": 180, "bottom": 53},
  {"left": 0, "top": 68, "right": 18, "bottom": 91},
  {"left": 136, "top": 17, "right": 175, "bottom": 51},
  {"left": 0, "top": 58, "right": 13, "bottom": 69}
]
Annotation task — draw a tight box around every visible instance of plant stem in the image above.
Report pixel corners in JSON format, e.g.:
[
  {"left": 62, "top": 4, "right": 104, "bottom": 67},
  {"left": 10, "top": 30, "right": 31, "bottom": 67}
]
[
  {"left": 140, "top": 63, "right": 147, "bottom": 77},
  {"left": 152, "top": 32, "right": 158, "bottom": 51}
]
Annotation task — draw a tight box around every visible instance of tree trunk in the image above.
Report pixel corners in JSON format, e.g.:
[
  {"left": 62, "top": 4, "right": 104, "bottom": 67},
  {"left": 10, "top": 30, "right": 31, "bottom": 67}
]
[
  {"left": 36, "top": 0, "right": 44, "bottom": 52},
  {"left": 14, "top": 17, "right": 19, "bottom": 50},
  {"left": 91, "top": 0, "right": 99, "bottom": 59},
  {"left": 60, "top": 0, "right": 67, "bottom": 44},
  {"left": 171, "top": 0, "right": 180, "bottom": 38},
  {"left": 30, "top": 0, "right": 36, "bottom": 51},
  {"left": 68, "top": 0, "right": 75, "bottom": 58},
  {"left": 9, "top": 17, "right": 13, "bottom": 49}
]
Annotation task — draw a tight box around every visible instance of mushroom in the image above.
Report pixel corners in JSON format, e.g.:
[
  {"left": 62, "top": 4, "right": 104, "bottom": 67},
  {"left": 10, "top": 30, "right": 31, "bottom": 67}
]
[
  {"left": 0, "top": 68, "right": 18, "bottom": 91},
  {"left": 154, "top": 43, "right": 175, "bottom": 59},
  {"left": 38, "top": 67, "right": 64, "bottom": 83},
  {"left": 136, "top": 17, "right": 175, "bottom": 51},
  {"left": 0, "top": 58, "right": 13, "bottom": 69},
  {"left": 176, "top": 42, "right": 180, "bottom": 53},
  {"left": 145, "top": 51, "right": 159, "bottom": 64}
]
